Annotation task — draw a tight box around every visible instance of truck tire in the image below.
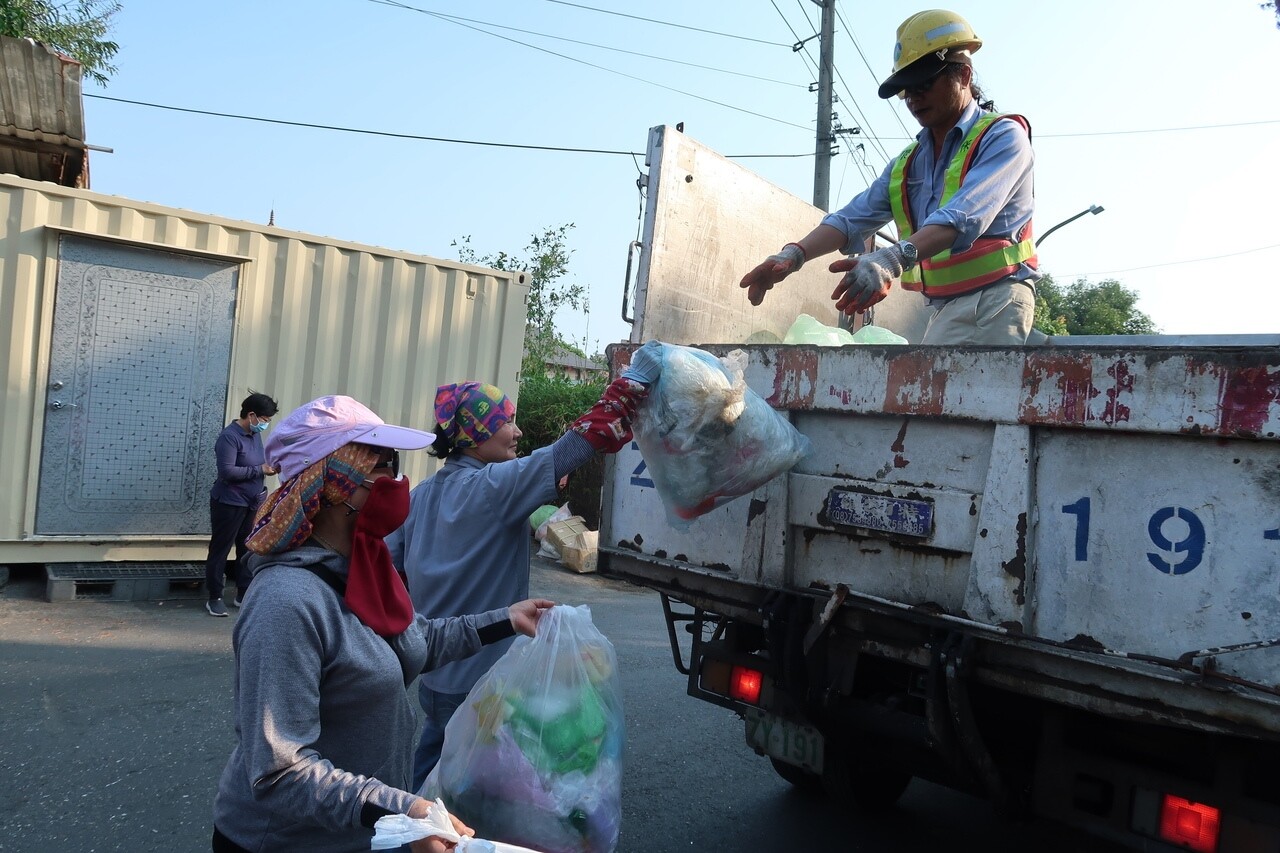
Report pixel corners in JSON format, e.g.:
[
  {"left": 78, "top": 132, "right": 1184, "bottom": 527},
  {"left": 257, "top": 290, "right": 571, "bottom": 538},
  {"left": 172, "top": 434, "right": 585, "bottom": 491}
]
[
  {"left": 768, "top": 757, "right": 825, "bottom": 796},
  {"left": 823, "top": 748, "right": 913, "bottom": 810}
]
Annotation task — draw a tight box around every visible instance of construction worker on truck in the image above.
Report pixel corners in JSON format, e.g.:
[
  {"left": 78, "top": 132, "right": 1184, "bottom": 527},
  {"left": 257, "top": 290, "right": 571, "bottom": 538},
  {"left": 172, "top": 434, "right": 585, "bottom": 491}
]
[{"left": 739, "top": 9, "right": 1039, "bottom": 345}]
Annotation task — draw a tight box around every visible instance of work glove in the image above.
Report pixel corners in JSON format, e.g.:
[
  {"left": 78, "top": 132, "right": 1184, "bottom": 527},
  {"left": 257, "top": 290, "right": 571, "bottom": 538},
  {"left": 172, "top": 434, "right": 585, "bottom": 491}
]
[
  {"left": 621, "top": 340, "right": 664, "bottom": 386},
  {"left": 739, "top": 243, "right": 806, "bottom": 307},
  {"left": 830, "top": 245, "right": 904, "bottom": 314},
  {"left": 570, "top": 377, "right": 648, "bottom": 454}
]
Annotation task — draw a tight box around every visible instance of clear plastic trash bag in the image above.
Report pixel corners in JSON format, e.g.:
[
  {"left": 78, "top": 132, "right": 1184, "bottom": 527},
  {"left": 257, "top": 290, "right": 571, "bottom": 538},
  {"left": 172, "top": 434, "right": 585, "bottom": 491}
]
[
  {"left": 420, "top": 605, "right": 623, "bottom": 853},
  {"left": 632, "top": 344, "right": 811, "bottom": 526}
]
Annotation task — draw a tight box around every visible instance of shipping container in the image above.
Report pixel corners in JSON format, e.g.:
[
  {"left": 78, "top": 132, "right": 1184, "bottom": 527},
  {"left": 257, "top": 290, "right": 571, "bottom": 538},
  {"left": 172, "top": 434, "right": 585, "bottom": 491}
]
[{"left": 0, "top": 173, "right": 528, "bottom": 567}]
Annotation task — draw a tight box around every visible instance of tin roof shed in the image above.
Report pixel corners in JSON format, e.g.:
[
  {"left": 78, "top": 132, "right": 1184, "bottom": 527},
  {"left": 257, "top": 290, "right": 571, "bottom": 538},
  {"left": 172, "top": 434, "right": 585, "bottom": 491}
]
[{"left": 0, "top": 35, "right": 87, "bottom": 188}]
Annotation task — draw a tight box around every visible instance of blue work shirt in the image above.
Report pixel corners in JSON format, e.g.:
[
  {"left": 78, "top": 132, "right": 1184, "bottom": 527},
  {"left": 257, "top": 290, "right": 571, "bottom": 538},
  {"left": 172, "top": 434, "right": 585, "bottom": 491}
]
[
  {"left": 387, "top": 447, "right": 558, "bottom": 694},
  {"left": 821, "top": 100, "right": 1038, "bottom": 283},
  {"left": 209, "top": 421, "right": 268, "bottom": 507}
]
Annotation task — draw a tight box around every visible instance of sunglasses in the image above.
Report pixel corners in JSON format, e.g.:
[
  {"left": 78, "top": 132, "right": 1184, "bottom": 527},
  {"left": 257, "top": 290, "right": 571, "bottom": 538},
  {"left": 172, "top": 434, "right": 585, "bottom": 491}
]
[
  {"left": 372, "top": 448, "right": 401, "bottom": 478},
  {"left": 898, "top": 63, "right": 953, "bottom": 99}
]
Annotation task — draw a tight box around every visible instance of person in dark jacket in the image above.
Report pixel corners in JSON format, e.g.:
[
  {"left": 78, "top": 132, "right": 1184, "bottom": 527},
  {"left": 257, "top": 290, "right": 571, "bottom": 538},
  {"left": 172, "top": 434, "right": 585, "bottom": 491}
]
[{"left": 204, "top": 391, "right": 279, "bottom": 617}]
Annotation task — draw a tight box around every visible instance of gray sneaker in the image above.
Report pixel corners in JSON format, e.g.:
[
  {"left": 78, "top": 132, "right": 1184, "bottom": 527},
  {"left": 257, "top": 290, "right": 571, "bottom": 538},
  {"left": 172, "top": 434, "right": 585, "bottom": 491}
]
[{"left": 206, "top": 599, "right": 229, "bottom": 617}]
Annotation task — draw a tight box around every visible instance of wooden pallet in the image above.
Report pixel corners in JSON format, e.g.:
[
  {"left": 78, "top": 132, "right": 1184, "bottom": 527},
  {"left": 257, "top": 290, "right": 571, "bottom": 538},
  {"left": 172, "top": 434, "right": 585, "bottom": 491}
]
[{"left": 44, "top": 562, "right": 206, "bottom": 603}]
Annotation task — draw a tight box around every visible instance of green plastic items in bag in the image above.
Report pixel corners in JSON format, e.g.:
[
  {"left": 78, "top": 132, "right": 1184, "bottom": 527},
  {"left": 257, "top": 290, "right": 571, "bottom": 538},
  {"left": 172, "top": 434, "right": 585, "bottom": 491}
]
[
  {"left": 850, "top": 324, "right": 908, "bottom": 344},
  {"left": 783, "top": 313, "right": 855, "bottom": 346},
  {"left": 508, "top": 684, "right": 608, "bottom": 776},
  {"left": 782, "top": 313, "right": 908, "bottom": 346}
]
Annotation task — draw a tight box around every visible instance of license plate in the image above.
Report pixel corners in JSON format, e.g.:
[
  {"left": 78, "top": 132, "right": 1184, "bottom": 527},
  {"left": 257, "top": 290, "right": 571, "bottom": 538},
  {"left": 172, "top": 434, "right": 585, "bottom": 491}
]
[
  {"left": 744, "top": 708, "right": 824, "bottom": 774},
  {"left": 826, "top": 488, "right": 933, "bottom": 538}
]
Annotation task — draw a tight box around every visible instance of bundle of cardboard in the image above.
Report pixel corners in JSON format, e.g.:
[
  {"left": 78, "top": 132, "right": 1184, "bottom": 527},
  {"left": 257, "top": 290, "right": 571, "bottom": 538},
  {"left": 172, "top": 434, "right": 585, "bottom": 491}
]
[{"left": 544, "top": 516, "right": 598, "bottom": 574}]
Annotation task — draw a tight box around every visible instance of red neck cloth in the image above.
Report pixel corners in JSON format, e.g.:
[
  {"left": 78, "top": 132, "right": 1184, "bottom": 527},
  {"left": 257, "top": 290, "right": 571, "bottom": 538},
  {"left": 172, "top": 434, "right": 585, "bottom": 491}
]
[{"left": 346, "top": 476, "right": 414, "bottom": 637}]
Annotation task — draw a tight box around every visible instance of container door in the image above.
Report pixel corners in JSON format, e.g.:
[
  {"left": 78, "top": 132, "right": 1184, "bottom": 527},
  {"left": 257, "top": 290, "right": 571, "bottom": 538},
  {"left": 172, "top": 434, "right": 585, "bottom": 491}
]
[{"left": 35, "top": 235, "right": 238, "bottom": 535}]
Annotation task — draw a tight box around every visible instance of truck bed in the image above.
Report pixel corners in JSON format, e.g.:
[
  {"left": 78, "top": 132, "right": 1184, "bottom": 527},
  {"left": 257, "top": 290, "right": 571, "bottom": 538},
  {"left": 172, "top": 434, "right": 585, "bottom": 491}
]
[{"left": 600, "top": 341, "right": 1280, "bottom": 740}]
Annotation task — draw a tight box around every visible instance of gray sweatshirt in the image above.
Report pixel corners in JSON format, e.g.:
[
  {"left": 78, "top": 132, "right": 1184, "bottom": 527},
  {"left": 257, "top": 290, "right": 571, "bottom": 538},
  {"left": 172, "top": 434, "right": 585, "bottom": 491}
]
[{"left": 212, "top": 545, "right": 510, "bottom": 852}]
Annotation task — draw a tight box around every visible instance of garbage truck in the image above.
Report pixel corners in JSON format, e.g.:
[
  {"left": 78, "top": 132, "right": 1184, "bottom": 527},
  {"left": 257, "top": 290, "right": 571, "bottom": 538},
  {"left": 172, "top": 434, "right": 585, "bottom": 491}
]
[{"left": 597, "top": 125, "right": 1280, "bottom": 852}]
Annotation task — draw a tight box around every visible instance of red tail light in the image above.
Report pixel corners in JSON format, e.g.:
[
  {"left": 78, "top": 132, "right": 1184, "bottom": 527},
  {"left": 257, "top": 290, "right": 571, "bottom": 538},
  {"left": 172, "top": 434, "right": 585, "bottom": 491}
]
[
  {"left": 1159, "top": 795, "right": 1220, "bottom": 853},
  {"left": 729, "top": 665, "right": 763, "bottom": 704}
]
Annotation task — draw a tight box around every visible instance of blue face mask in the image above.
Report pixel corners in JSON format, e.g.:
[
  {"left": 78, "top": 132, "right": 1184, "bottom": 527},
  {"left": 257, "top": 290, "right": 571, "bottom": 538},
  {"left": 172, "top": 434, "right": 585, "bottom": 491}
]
[{"left": 251, "top": 419, "right": 270, "bottom": 434}]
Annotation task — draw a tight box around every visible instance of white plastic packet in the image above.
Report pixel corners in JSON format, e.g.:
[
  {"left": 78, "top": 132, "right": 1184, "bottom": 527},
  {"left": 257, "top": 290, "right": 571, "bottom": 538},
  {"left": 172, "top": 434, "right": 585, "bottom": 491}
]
[{"left": 371, "top": 798, "right": 541, "bottom": 851}]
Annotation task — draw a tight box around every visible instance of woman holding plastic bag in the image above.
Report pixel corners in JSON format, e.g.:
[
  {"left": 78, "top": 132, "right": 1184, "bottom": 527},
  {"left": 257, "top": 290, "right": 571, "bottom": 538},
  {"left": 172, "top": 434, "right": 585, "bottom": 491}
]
[
  {"left": 210, "top": 395, "right": 553, "bottom": 853},
  {"left": 387, "top": 343, "right": 663, "bottom": 791}
]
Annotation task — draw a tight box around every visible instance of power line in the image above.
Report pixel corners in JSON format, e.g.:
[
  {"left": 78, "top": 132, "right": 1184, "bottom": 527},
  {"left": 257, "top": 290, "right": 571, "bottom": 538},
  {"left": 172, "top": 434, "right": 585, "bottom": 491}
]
[
  {"left": 85, "top": 91, "right": 1274, "bottom": 162},
  {"left": 1057, "top": 243, "right": 1280, "bottom": 277},
  {"left": 83, "top": 93, "right": 814, "bottom": 159},
  {"left": 368, "top": 0, "right": 813, "bottom": 132},
  {"left": 538, "top": 0, "right": 789, "bottom": 46},
  {"left": 779, "top": 0, "right": 894, "bottom": 171},
  {"left": 834, "top": 6, "right": 913, "bottom": 142},
  {"left": 1037, "top": 119, "right": 1280, "bottom": 138},
  {"left": 859, "top": 118, "right": 1280, "bottom": 143},
  {"left": 365, "top": 0, "right": 804, "bottom": 88}
]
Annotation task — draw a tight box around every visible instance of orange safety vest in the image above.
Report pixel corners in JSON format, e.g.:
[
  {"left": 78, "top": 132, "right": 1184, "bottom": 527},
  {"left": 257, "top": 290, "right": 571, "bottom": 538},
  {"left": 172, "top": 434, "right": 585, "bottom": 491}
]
[{"left": 888, "top": 112, "right": 1037, "bottom": 298}]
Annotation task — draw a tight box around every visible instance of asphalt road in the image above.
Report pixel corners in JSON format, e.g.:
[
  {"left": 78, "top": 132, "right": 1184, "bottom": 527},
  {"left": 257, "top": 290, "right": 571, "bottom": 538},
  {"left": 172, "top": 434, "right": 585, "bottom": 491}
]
[{"left": 0, "top": 559, "right": 1097, "bottom": 853}]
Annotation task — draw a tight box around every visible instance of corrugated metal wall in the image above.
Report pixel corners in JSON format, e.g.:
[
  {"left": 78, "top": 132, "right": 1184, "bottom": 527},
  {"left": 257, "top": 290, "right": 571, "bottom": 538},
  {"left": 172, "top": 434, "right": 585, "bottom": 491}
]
[{"left": 0, "top": 174, "right": 529, "bottom": 562}]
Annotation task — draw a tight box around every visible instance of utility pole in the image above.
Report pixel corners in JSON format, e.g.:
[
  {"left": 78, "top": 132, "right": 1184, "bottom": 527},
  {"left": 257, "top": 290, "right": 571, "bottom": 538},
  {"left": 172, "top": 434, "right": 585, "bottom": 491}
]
[{"left": 811, "top": 0, "right": 836, "bottom": 211}]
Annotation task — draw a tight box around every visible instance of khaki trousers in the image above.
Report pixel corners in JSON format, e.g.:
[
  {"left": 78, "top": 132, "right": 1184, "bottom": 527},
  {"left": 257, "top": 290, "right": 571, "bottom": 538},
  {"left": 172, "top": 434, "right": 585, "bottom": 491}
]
[{"left": 919, "top": 279, "right": 1035, "bottom": 345}]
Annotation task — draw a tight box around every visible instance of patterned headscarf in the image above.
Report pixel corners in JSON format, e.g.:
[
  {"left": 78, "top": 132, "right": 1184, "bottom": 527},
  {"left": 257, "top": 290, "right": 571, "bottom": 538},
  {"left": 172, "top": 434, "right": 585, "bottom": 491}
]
[
  {"left": 434, "top": 382, "right": 514, "bottom": 448},
  {"left": 246, "top": 443, "right": 380, "bottom": 554}
]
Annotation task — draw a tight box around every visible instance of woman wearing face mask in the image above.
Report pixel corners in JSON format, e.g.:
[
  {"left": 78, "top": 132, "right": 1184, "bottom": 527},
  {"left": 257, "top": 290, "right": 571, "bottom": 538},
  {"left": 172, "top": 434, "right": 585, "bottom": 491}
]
[
  {"left": 211, "top": 395, "right": 553, "bottom": 853},
  {"left": 204, "top": 391, "right": 280, "bottom": 617}
]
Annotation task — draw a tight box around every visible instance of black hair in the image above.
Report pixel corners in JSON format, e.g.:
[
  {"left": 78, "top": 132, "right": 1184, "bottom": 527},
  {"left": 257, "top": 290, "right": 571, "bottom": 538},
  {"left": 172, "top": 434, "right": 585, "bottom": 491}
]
[
  {"left": 426, "top": 424, "right": 456, "bottom": 460},
  {"left": 240, "top": 390, "right": 279, "bottom": 419},
  {"left": 946, "top": 62, "right": 995, "bottom": 111}
]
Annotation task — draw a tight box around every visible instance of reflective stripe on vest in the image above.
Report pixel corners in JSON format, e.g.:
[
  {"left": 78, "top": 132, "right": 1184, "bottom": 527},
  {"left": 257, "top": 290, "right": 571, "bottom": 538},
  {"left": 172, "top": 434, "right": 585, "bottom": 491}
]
[{"left": 888, "top": 112, "right": 1037, "bottom": 297}]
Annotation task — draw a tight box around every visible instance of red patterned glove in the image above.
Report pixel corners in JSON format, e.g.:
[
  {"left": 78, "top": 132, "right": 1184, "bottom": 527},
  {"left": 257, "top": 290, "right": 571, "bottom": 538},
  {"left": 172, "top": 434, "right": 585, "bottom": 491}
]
[{"left": 571, "top": 377, "right": 648, "bottom": 453}]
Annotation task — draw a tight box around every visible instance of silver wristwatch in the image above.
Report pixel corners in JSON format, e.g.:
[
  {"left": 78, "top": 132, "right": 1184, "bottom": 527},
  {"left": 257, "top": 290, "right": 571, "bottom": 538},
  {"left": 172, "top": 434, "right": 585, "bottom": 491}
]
[{"left": 896, "top": 240, "right": 920, "bottom": 272}]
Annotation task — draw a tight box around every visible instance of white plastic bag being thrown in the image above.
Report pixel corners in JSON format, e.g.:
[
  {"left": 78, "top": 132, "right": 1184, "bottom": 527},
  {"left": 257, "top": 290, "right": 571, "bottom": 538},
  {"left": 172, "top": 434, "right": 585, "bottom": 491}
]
[
  {"left": 371, "top": 798, "right": 540, "bottom": 851},
  {"left": 632, "top": 344, "right": 811, "bottom": 526}
]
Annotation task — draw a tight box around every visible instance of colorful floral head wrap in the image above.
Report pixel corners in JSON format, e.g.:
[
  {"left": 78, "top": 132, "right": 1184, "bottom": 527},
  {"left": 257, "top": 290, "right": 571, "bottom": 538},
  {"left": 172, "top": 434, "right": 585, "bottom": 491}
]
[
  {"left": 434, "top": 381, "right": 514, "bottom": 448},
  {"left": 246, "top": 443, "right": 380, "bottom": 554}
]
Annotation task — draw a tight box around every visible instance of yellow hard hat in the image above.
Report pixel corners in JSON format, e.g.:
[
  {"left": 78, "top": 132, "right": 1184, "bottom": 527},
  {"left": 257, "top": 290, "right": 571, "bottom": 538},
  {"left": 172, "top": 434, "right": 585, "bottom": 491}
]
[{"left": 878, "top": 9, "right": 982, "bottom": 99}]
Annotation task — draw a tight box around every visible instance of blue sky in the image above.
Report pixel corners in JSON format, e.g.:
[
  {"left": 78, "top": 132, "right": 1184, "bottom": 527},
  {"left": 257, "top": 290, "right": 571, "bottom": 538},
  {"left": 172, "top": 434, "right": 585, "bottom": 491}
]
[{"left": 84, "top": 1, "right": 1280, "bottom": 352}]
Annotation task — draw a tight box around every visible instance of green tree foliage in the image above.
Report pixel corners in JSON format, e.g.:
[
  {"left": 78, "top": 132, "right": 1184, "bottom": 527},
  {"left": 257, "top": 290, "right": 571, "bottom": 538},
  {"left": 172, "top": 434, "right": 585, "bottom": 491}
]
[
  {"left": 453, "top": 224, "right": 589, "bottom": 378},
  {"left": 1033, "top": 273, "right": 1158, "bottom": 336},
  {"left": 0, "top": 0, "right": 121, "bottom": 85}
]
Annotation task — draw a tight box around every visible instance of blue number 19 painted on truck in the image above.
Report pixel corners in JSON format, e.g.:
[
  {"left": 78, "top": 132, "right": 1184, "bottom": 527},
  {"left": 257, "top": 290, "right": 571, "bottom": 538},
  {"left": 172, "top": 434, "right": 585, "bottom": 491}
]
[{"left": 1062, "top": 499, "right": 1207, "bottom": 575}]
